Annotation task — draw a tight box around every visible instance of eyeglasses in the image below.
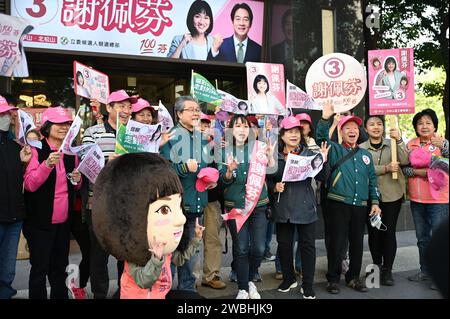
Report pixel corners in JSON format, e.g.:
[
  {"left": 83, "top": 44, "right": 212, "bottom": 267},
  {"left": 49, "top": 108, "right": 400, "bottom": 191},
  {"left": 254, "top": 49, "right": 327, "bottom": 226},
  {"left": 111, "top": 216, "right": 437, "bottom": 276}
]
[{"left": 182, "top": 108, "right": 201, "bottom": 113}]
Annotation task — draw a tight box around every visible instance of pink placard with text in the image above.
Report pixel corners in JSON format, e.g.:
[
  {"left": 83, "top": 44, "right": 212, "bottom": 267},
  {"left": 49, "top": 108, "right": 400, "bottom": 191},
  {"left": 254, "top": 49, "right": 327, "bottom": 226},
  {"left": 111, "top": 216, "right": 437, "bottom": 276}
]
[{"left": 368, "top": 48, "right": 415, "bottom": 115}]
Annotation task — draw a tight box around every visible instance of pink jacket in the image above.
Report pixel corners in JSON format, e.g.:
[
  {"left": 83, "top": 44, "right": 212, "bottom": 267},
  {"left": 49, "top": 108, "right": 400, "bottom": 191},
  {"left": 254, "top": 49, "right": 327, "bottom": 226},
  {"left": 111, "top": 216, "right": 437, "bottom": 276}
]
[
  {"left": 23, "top": 139, "right": 81, "bottom": 224},
  {"left": 407, "top": 137, "right": 448, "bottom": 204}
]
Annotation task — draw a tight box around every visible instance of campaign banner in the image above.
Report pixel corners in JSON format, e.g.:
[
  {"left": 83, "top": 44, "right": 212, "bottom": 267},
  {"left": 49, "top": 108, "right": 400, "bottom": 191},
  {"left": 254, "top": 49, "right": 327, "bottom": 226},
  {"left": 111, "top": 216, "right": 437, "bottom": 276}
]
[
  {"left": 281, "top": 152, "right": 324, "bottom": 182},
  {"left": 73, "top": 61, "right": 110, "bottom": 104},
  {"left": 286, "top": 80, "right": 320, "bottom": 110},
  {"left": 157, "top": 101, "right": 174, "bottom": 133},
  {"left": 0, "top": 13, "right": 34, "bottom": 77},
  {"left": 246, "top": 62, "right": 286, "bottom": 115},
  {"left": 368, "top": 48, "right": 415, "bottom": 115},
  {"left": 217, "top": 89, "right": 249, "bottom": 114},
  {"left": 115, "top": 119, "right": 162, "bottom": 154},
  {"left": 77, "top": 143, "right": 105, "bottom": 184},
  {"left": 305, "top": 53, "right": 367, "bottom": 113},
  {"left": 222, "top": 141, "right": 267, "bottom": 233},
  {"left": 11, "top": 0, "right": 264, "bottom": 63},
  {"left": 191, "top": 71, "right": 222, "bottom": 105}
]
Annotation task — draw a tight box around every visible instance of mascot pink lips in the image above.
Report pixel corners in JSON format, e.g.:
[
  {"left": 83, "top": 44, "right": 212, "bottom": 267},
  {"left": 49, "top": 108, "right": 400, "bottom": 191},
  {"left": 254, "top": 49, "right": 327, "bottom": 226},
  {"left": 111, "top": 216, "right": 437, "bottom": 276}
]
[{"left": 174, "top": 230, "right": 183, "bottom": 240}]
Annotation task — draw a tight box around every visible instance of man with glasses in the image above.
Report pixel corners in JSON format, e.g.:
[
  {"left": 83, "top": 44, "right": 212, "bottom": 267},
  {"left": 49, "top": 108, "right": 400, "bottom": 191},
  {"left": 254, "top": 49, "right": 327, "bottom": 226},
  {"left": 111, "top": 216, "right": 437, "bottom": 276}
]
[
  {"left": 81, "top": 90, "right": 137, "bottom": 299},
  {"left": 161, "top": 96, "right": 212, "bottom": 293}
]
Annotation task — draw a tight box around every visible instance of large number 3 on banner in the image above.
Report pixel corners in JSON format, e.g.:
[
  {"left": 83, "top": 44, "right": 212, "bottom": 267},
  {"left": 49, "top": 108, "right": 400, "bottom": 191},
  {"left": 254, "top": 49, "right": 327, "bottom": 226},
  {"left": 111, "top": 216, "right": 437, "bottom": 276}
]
[{"left": 26, "top": 0, "right": 46, "bottom": 18}]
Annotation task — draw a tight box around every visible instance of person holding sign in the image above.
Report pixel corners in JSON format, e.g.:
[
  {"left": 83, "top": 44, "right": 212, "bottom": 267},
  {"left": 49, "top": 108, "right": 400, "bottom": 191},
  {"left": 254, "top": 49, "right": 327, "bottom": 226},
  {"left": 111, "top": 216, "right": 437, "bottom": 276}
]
[
  {"left": 23, "top": 107, "right": 82, "bottom": 299},
  {"left": 401, "top": 109, "right": 449, "bottom": 288},
  {"left": 218, "top": 114, "right": 276, "bottom": 299},
  {"left": 266, "top": 116, "right": 329, "bottom": 299},
  {"left": 168, "top": 0, "right": 215, "bottom": 60},
  {"left": 81, "top": 89, "right": 136, "bottom": 299},
  {"left": 359, "top": 115, "right": 409, "bottom": 286},
  {"left": 316, "top": 102, "right": 381, "bottom": 295}
]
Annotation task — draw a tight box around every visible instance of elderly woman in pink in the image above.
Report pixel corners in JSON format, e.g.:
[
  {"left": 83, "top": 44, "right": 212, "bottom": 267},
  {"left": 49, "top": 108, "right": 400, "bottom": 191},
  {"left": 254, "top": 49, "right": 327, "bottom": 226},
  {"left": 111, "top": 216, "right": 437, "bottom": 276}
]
[
  {"left": 23, "top": 106, "right": 82, "bottom": 299},
  {"left": 402, "top": 108, "right": 448, "bottom": 289}
]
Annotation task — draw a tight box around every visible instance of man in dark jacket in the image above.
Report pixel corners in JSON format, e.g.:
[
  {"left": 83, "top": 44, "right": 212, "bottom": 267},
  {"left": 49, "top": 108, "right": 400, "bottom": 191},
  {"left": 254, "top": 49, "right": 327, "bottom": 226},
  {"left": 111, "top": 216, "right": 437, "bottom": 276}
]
[{"left": 0, "top": 95, "right": 31, "bottom": 299}]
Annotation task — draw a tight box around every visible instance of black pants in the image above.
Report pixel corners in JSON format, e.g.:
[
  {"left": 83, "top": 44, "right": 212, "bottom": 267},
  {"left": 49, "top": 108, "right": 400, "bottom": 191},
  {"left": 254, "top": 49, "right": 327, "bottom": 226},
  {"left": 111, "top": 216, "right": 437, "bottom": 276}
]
[
  {"left": 276, "top": 222, "right": 316, "bottom": 287},
  {"left": 87, "top": 212, "right": 124, "bottom": 299},
  {"left": 23, "top": 221, "right": 70, "bottom": 299},
  {"left": 367, "top": 198, "right": 403, "bottom": 270},
  {"left": 321, "top": 188, "right": 348, "bottom": 260},
  {"left": 325, "top": 201, "right": 367, "bottom": 284},
  {"left": 70, "top": 212, "right": 90, "bottom": 288}
]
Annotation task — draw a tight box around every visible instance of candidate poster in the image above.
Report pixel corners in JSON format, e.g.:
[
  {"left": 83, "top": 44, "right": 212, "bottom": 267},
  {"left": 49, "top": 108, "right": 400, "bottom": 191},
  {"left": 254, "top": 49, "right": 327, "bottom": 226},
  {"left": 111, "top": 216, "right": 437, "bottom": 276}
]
[
  {"left": 305, "top": 53, "right": 367, "bottom": 113},
  {"left": 281, "top": 152, "right": 324, "bottom": 182},
  {"left": 11, "top": 0, "right": 263, "bottom": 64},
  {"left": 368, "top": 48, "right": 415, "bottom": 115},
  {"left": 0, "top": 13, "right": 34, "bottom": 77},
  {"left": 73, "top": 61, "right": 110, "bottom": 104},
  {"left": 246, "top": 62, "right": 286, "bottom": 115}
]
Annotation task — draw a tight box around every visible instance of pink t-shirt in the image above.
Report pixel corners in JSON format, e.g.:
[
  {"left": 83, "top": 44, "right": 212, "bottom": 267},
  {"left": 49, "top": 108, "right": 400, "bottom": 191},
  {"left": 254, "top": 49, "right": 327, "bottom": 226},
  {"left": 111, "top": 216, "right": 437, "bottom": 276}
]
[{"left": 23, "top": 139, "right": 80, "bottom": 224}]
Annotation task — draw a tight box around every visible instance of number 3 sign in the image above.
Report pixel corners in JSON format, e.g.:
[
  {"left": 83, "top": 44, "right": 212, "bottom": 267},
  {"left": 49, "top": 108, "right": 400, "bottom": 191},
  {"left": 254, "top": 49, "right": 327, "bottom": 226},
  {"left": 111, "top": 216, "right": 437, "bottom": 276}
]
[
  {"left": 305, "top": 53, "right": 367, "bottom": 113},
  {"left": 14, "top": 0, "right": 59, "bottom": 24}
]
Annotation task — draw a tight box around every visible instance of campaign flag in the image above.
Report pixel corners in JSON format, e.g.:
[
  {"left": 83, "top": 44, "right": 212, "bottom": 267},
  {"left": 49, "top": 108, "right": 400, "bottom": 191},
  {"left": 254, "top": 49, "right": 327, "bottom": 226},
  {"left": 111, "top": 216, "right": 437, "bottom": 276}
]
[
  {"left": 286, "top": 80, "right": 320, "bottom": 110},
  {"left": 115, "top": 119, "right": 162, "bottom": 154},
  {"left": 59, "top": 113, "right": 92, "bottom": 155},
  {"left": 217, "top": 89, "right": 249, "bottom": 114},
  {"left": 368, "top": 48, "right": 415, "bottom": 115},
  {"left": 77, "top": 144, "right": 105, "bottom": 184},
  {"left": 281, "top": 153, "right": 324, "bottom": 182},
  {"left": 191, "top": 71, "right": 222, "bottom": 105},
  {"left": 17, "top": 109, "right": 40, "bottom": 147},
  {"left": 157, "top": 101, "right": 174, "bottom": 133}
]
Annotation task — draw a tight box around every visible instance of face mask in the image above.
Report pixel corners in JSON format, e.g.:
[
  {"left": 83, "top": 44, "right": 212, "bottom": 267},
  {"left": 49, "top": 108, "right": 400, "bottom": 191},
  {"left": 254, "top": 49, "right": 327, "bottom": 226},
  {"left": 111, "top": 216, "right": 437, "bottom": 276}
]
[
  {"left": 370, "top": 214, "right": 387, "bottom": 231},
  {"left": 0, "top": 113, "right": 11, "bottom": 131}
]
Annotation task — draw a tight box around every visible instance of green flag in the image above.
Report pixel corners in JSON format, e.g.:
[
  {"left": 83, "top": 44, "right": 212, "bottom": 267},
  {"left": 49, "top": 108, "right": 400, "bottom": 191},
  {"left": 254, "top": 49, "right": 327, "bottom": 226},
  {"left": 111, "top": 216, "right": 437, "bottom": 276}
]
[{"left": 191, "top": 72, "right": 222, "bottom": 105}]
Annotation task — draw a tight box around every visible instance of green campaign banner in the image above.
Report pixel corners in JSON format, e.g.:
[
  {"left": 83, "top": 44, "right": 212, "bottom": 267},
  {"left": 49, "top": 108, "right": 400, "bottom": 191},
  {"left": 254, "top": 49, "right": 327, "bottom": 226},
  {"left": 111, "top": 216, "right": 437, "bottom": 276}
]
[{"left": 191, "top": 72, "right": 222, "bottom": 106}]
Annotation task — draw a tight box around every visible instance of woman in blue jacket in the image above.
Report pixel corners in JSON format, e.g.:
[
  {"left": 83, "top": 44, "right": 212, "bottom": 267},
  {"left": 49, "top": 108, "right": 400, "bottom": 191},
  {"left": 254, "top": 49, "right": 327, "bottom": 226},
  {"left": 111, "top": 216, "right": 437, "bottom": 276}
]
[{"left": 267, "top": 116, "right": 329, "bottom": 299}]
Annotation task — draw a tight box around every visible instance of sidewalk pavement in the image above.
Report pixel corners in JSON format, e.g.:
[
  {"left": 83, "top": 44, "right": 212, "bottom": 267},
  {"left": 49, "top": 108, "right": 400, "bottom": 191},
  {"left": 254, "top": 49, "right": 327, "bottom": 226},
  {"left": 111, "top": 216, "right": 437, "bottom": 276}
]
[{"left": 12, "top": 230, "right": 444, "bottom": 299}]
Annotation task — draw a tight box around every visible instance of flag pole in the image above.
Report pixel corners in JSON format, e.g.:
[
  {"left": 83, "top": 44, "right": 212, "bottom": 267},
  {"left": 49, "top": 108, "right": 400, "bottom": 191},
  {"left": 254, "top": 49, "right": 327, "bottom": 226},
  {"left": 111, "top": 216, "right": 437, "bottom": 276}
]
[
  {"left": 215, "top": 79, "right": 219, "bottom": 90},
  {"left": 190, "top": 69, "right": 194, "bottom": 97},
  {"left": 286, "top": 79, "right": 289, "bottom": 116}
]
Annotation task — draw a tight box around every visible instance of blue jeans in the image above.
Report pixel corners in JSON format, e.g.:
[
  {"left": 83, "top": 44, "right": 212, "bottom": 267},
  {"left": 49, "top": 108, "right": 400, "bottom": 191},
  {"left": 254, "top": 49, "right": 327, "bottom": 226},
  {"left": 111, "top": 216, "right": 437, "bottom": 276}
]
[
  {"left": 410, "top": 202, "right": 449, "bottom": 274},
  {"left": 0, "top": 221, "right": 23, "bottom": 299},
  {"left": 228, "top": 206, "right": 267, "bottom": 291},
  {"left": 171, "top": 217, "right": 199, "bottom": 292}
]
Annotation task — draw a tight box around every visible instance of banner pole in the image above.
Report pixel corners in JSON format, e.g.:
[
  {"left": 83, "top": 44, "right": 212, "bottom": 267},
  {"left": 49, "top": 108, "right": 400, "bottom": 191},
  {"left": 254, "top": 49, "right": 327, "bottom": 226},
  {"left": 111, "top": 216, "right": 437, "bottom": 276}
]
[{"left": 390, "top": 115, "right": 398, "bottom": 180}]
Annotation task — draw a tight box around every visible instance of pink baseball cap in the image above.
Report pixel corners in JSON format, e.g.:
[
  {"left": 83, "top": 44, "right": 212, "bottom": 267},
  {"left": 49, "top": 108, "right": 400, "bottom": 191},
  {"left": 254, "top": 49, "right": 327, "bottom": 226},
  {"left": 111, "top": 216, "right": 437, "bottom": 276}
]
[
  {"left": 409, "top": 148, "right": 432, "bottom": 168},
  {"left": 428, "top": 168, "right": 449, "bottom": 200},
  {"left": 295, "top": 113, "right": 312, "bottom": 124},
  {"left": 338, "top": 115, "right": 362, "bottom": 130},
  {"left": 107, "top": 90, "right": 138, "bottom": 105},
  {"left": 280, "top": 116, "right": 301, "bottom": 130},
  {"left": 200, "top": 113, "right": 211, "bottom": 122},
  {"left": 0, "top": 95, "right": 17, "bottom": 114},
  {"left": 41, "top": 106, "right": 73, "bottom": 124},
  {"left": 195, "top": 167, "right": 219, "bottom": 192},
  {"left": 131, "top": 98, "right": 155, "bottom": 113}
]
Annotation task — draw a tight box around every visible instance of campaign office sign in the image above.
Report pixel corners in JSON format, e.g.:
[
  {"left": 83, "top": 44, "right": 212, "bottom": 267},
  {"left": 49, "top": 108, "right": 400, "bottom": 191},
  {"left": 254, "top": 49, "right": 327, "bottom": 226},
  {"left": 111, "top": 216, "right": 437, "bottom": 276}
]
[{"left": 11, "top": 0, "right": 264, "bottom": 62}]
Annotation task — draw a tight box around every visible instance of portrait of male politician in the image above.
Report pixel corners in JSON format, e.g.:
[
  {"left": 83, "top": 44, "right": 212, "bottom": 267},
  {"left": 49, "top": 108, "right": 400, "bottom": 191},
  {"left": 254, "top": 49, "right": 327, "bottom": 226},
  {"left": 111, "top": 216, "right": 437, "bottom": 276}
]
[{"left": 208, "top": 3, "right": 261, "bottom": 63}]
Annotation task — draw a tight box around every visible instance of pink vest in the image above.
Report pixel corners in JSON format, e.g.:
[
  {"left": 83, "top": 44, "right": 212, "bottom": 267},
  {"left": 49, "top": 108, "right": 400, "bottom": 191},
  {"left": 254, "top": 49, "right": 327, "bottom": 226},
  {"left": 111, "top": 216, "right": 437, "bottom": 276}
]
[
  {"left": 407, "top": 138, "right": 448, "bottom": 204},
  {"left": 120, "top": 255, "right": 172, "bottom": 299}
]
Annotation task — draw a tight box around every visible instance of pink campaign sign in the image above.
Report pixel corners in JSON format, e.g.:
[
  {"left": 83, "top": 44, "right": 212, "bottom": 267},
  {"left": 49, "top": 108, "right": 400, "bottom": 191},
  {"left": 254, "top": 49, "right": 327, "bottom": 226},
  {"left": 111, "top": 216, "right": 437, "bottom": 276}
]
[
  {"left": 246, "top": 62, "right": 286, "bottom": 115},
  {"left": 368, "top": 48, "right": 415, "bottom": 115},
  {"left": 73, "top": 61, "right": 110, "bottom": 104}
]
